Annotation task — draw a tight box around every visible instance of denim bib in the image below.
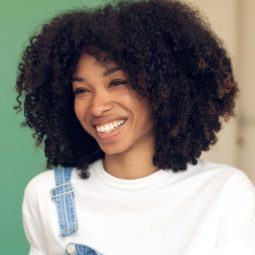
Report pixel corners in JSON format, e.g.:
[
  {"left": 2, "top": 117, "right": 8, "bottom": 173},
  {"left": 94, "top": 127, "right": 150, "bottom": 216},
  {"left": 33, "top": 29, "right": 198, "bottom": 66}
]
[{"left": 51, "top": 167, "right": 104, "bottom": 255}]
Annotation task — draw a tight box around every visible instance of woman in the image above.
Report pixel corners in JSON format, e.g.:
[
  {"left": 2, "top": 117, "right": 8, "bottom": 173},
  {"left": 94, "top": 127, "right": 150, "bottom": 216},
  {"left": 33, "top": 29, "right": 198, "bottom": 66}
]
[{"left": 15, "top": 0, "right": 255, "bottom": 254}]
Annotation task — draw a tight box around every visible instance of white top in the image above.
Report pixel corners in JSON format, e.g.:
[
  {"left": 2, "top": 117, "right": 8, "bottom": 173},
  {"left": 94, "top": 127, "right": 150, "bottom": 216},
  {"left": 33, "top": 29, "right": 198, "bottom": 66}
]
[{"left": 22, "top": 159, "right": 255, "bottom": 255}]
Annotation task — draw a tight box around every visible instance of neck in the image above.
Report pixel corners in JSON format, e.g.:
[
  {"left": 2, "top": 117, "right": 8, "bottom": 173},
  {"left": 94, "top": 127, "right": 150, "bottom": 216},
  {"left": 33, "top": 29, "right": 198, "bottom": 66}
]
[{"left": 102, "top": 136, "right": 158, "bottom": 180}]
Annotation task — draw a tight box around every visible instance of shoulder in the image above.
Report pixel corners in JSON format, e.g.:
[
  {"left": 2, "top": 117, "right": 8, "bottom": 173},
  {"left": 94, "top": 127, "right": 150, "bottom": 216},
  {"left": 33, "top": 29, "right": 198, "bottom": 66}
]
[
  {"left": 23, "top": 166, "right": 82, "bottom": 196},
  {"left": 22, "top": 169, "right": 56, "bottom": 216},
  {"left": 185, "top": 159, "right": 255, "bottom": 200},
  {"left": 24, "top": 169, "right": 55, "bottom": 199},
  {"left": 22, "top": 166, "right": 85, "bottom": 214},
  {"left": 203, "top": 163, "right": 255, "bottom": 249},
  {"left": 195, "top": 159, "right": 253, "bottom": 183},
  {"left": 197, "top": 159, "right": 255, "bottom": 201}
]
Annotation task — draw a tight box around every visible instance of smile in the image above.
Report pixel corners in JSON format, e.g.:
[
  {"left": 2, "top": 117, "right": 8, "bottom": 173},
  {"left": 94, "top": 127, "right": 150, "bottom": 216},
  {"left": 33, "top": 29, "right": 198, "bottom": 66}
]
[
  {"left": 96, "top": 119, "right": 126, "bottom": 133},
  {"left": 95, "top": 119, "right": 128, "bottom": 143}
]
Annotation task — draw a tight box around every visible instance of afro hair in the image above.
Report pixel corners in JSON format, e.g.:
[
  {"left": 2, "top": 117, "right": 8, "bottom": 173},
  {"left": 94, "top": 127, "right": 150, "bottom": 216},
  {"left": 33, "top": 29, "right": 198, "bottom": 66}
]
[{"left": 14, "top": 0, "right": 239, "bottom": 178}]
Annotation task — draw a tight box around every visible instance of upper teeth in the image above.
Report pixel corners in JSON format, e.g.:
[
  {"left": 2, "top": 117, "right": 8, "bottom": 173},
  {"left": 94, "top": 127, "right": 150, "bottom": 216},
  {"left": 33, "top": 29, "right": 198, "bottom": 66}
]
[{"left": 96, "top": 119, "right": 126, "bottom": 132}]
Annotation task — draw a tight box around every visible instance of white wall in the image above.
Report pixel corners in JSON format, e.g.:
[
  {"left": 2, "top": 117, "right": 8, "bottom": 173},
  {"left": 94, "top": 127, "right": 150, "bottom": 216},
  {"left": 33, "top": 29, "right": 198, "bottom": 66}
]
[
  {"left": 238, "top": 0, "right": 255, "bottom": 183},
  {"left": 183, "top": 0, "right": 255, "bottom": 183}
]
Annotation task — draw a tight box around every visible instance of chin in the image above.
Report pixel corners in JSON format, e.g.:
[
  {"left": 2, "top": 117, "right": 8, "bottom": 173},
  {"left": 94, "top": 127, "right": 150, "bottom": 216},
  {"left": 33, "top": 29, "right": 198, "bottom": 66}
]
[{"left": 98, "top": 143, "right": 130, "bottom": 156}]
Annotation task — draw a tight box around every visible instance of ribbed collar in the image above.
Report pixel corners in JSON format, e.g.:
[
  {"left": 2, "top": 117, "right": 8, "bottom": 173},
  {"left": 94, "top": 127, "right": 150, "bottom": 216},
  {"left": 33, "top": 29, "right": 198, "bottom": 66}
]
[{"left": 91, "top": 159, "right": 174, "bottom": 193}]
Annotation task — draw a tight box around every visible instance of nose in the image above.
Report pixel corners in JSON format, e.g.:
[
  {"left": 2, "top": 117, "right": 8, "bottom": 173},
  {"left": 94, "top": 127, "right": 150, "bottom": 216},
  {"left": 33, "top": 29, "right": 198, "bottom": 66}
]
[{"left": 89, "top": 90, "right": 113, "bottom": 116}]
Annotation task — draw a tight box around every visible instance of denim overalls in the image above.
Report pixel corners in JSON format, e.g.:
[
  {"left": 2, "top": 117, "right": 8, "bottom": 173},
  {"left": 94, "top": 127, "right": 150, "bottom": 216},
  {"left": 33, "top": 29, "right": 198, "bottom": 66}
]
[{"left": 51, "top": 166, "right": 104, "bottom": 255}]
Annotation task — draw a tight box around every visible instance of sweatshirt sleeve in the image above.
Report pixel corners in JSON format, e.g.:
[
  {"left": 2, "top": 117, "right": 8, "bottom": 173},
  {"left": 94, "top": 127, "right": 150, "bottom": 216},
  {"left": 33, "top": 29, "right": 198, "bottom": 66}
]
[
  {"left": 22, "top": 177, "right": 48, "bottom": 255},
  {"left": 214, "top": 171, "right": 255, "bottom": 255}
]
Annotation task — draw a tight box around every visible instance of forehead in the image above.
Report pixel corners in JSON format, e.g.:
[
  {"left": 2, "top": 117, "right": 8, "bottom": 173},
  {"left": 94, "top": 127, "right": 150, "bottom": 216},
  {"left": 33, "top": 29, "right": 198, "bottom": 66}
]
[{"left": 73, "top": 54, "right": 127, "bottom": 77}]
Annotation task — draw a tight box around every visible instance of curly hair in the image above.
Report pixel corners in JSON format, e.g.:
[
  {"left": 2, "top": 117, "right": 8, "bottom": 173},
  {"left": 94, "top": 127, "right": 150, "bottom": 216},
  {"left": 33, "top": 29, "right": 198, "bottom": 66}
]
[{"left": 14, "top": 0, "right": 239, "bottom": 179}]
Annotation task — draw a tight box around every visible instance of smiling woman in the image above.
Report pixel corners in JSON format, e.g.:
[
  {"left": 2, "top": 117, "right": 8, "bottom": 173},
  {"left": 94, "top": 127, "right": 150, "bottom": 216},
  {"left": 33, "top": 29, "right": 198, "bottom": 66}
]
[
  {"left": 14, "top": 0, "right": 255, "bottom": 254},
  {"left": 72, "top": 53, "right": 155, "bottom": 174}
]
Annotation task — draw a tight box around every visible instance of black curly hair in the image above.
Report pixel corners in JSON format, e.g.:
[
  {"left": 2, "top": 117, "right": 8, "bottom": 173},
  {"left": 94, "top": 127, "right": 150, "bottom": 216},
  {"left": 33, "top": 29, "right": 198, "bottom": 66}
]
[{"left": 14, "top": 0, "right": 239, "bottom": 179}]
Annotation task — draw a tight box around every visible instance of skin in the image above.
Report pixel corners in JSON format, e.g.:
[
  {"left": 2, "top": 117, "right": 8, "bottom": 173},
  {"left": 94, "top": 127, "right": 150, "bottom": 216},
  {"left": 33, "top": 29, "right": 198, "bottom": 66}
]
[{"left": 72, "top": 53, "right": 159, "bottom": 179}]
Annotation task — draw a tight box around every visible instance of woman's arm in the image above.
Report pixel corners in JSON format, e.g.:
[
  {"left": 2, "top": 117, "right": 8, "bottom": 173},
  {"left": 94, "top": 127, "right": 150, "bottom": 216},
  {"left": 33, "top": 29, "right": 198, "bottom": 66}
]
[{"left": 22, "top": 178, "right": 48, "bottom": 255}]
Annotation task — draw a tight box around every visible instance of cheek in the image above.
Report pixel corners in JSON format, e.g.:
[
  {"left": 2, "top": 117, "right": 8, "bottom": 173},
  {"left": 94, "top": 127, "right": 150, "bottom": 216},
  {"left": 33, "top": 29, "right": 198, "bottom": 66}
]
[
  {"left": 74, "top": 100, "right": 86, "bottom": 123},
  {"left": 137, "top": 98, "right": 152, "bottom": 117},
  {"left": 74, "top": 101, "right": 81, "bottom": 118},
  {"left": 73, "top": 101, "right": 93, "bottom": 134},
  {"left": 138, "top": 101, "right": 153, "bottom": 128},
  {"left": 128, "top": 101, "right": 150, "bottom": 128}
]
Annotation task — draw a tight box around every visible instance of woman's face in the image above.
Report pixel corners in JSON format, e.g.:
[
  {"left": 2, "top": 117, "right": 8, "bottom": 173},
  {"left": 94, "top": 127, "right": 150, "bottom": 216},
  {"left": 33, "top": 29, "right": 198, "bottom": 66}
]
[{"left": 72, "top": 53, "right": 154, "bottom": 155}]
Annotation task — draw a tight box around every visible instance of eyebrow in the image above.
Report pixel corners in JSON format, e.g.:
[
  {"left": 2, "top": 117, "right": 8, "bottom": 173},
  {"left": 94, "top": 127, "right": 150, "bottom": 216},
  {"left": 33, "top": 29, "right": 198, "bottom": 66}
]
[
  {"left": 103, "top": 66, "right": 123, "bottom": 76},
  {"left": 72, "top": 66, "right": 124, "bottom": 82}
]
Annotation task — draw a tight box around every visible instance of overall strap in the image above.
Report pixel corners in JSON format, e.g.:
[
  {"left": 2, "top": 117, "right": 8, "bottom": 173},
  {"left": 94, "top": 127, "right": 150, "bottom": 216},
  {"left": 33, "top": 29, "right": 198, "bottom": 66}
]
[{"left": 50, "top": 166, "right": 78, "bottom": 238}]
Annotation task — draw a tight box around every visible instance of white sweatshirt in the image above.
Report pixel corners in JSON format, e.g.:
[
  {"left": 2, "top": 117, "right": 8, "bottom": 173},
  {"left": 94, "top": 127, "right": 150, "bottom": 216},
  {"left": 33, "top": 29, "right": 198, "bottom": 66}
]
[{"left": 22, "top": 159, "right": 255, "bottom": 255}]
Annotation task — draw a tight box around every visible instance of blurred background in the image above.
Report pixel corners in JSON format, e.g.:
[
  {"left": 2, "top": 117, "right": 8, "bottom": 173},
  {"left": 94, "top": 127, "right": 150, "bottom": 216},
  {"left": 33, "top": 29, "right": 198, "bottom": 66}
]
[{"left": 0, "top": 0, "right": 254, "bottom": 254}]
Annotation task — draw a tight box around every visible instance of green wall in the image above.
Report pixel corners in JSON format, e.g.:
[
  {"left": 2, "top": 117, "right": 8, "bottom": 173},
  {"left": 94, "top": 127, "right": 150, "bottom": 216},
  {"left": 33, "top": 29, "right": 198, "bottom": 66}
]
[{"left": 0, "top": 1, "right": 108, "bottom": 254}]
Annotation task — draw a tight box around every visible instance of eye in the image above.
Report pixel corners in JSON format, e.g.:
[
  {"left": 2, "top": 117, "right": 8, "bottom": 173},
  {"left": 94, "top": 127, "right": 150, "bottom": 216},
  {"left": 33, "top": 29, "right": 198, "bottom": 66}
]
[
  {"left": 73, "top": 88, "right": 88, "bottom": 95},
  {"left": 109, "top": 80, "right": 129, "bottom": 87}
]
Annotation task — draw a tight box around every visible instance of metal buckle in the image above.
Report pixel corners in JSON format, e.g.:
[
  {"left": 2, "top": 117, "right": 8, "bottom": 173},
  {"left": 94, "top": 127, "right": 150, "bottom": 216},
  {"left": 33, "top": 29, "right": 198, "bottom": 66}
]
[{"left": 50, "top": 183, "right": 74, "bottom": 200}]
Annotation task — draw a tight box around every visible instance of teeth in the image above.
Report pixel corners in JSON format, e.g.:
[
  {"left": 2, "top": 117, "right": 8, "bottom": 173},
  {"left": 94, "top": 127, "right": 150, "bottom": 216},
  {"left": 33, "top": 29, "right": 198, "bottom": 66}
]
[{"left": 96, "top": 119, "right": 126, "bottom": 133}]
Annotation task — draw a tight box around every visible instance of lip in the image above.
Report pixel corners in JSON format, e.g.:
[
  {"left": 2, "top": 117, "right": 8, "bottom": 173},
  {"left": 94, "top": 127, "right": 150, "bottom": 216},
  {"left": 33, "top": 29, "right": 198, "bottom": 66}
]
[
  {"left": 92, "top": 116, "right": 128, "bottom": 127},
  {"left": 95, "top": 119, "right": 127, "bottom": 143}
]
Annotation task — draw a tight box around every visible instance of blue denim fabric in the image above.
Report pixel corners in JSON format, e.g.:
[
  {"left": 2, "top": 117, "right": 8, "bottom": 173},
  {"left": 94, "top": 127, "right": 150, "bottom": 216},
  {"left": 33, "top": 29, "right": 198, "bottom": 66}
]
[
  {"left": 51, "top": 167, "right": 105, "bottom": 255},
  {"left": 65, "top": 243, "right": 104, "bottom": 255},
  {"left": 51, "top": 167, "right": 78, "bottom": 237}
]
